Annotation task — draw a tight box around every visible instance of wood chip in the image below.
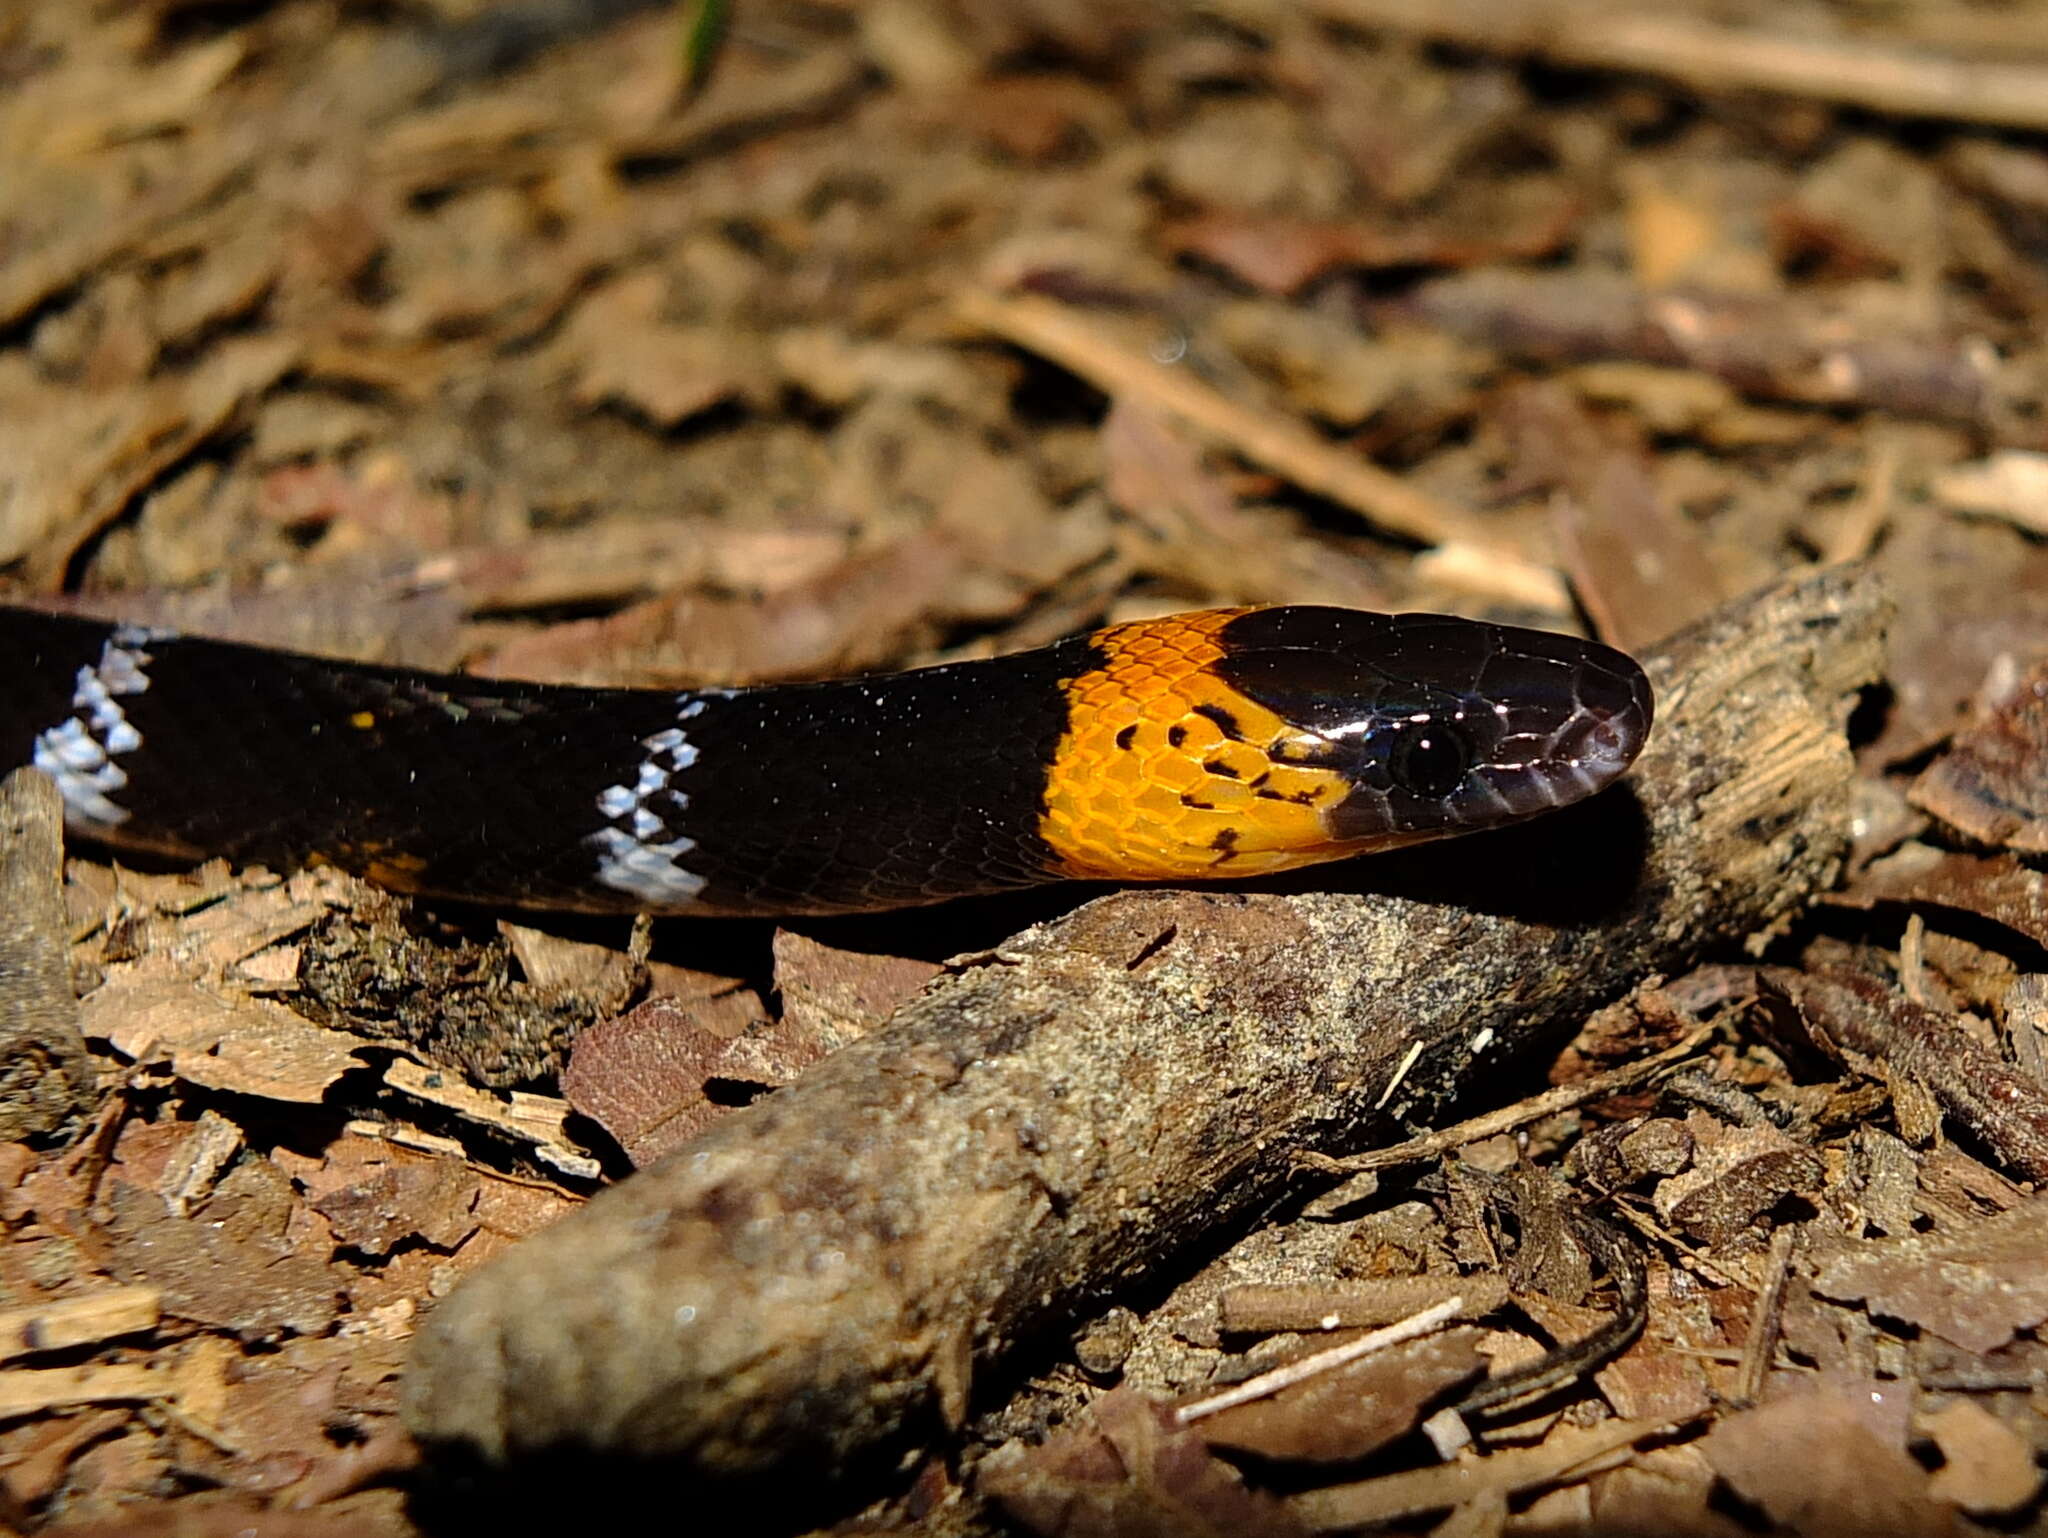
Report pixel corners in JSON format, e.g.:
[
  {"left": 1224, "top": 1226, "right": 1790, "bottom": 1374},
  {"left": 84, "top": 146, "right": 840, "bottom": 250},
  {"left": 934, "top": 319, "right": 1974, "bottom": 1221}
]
[
  {"left": 82, "top": 974, "right": 367, "bottom": 1104},
  {"left": 383, "top": 1058, "right": 600, "bottom": 1181},
  {"left": 0, "top": 1287, "right": 160, "bottom": 1362}
]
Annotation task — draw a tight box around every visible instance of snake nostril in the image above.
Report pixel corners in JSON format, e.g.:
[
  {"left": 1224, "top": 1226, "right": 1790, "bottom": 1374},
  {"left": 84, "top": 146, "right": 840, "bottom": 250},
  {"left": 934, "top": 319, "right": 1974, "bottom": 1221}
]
[{"left": 1552, "top": 708, "right": 1642, "bottom": 780}]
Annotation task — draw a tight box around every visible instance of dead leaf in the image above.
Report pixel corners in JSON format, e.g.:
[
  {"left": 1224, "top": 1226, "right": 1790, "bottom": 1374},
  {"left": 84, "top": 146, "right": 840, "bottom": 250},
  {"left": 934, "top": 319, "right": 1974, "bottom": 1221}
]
[
  {"left": 305, "top": 1138, "right": 481, "bottom": 1257},
  {"left": 1840, "top": 844, "right": 2048, "bottom": 950},
  {"left": 1188, "top": 1329, "right": 1484, "bottom": 1463},
  {"left": 98, "top": 1179, "right": 341, "bottom": 1339},
  {"left": 978, "top": 1387, "right": 1308, "bottom": 1538},
  {"left": 1922, "top": 1398, "right": 2043, "bottom": 1516},
  {"left": 772, "top": 928, "right": 936, "bottom": 1045},
  {"left": 1698, "top": 1378, "right": 1952, "bottom": 1538},
  {"left": 1812, "top": 1194, "right": 2048, "bottom": 1352}
]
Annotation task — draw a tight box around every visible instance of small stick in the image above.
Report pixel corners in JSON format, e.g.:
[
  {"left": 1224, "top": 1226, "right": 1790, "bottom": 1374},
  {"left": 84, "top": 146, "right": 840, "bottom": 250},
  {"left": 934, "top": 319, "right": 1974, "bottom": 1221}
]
[
  {"left": 1309, "top": 0, "right": 2048, "bottom": 134},
  {"left": 1176, "top": 1296, "right": 1465, "bottom": 1424},
  {"left": 954, "top": 287, "right": 1567, "bottom": 613},
  {"left": 1296, "top": 1024, "right": 1715, "bottom": 1179},
  {"left": 1733, "top": 1225, "right": 1800, "bottom": 1407},
  {"left": 0, "top": 1286, "right": 160, "bottom": 1362}
]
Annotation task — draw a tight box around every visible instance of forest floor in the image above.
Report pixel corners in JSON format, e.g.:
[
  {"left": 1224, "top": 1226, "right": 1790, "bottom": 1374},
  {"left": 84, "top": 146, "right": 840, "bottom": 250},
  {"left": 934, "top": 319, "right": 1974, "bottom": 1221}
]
[{"left": 4, "top": 1, "right": 2048, "bottom": 1534}]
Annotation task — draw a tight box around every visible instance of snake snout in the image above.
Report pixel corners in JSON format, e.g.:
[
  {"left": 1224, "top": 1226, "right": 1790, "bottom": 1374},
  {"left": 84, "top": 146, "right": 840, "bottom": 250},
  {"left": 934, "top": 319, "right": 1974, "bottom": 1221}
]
[
  {"left": 1462, "top": 652, "right": 1653, "bottom": 825},
  {"left": 1536, "top": 658, "right": 1655, "bottom": 801}
]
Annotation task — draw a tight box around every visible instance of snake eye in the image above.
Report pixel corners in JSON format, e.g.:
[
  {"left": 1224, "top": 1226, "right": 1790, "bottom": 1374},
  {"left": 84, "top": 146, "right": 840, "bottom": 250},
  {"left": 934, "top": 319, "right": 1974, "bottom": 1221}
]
[{"left": 1388, "top": 723, "right": 1470, "bottom": 799}]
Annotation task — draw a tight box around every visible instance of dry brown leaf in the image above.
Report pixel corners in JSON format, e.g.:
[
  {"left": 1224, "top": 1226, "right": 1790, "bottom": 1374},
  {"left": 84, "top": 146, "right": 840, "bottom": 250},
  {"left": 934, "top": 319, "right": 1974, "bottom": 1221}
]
[
  {"left": 564, "top": 269, "right": 770, "bottom": 428},
  {"left": 1869, "top": 517, "right": 2048, "bottom": 764},
  {"left": 1812, "top": 1194, "right": 2048, "bottom": 1353},
  {"left": 559, "top": 994, "right": 766, "bottom": 1167},
  {"left": 1188, "top": 1328, "right": 1484, "bottom": 1463},
  {"left": 470, "top": 534, "right": 975, "bottom": 688},
  {"left": 1932, "top": 450, "right": 2048, "bottom": 537},
  {"left": 1841, "top": 844, "right": 2048, "bottom": 950},
  {"left": 304, "top": 1138, "right": 482, "bottom": 1258},
  {"left": 771, "top": 929, "right": 937, "bottom": 1046},
  {"left": 979, "top": 1387, "right": 1309, "bottom": 1538},
  {"left": 1922, "top": 1398, "right": 2043, "bottom": 1516},
  {"left": 99, "top": 1178, "right": 342, "bottom": 1339},
  {"left": 1697, "top": 1378, "right": 1953, "bottom": 1538},
  {"left": 1100, "top": 398, "right": 1384, "bottom": 607}
]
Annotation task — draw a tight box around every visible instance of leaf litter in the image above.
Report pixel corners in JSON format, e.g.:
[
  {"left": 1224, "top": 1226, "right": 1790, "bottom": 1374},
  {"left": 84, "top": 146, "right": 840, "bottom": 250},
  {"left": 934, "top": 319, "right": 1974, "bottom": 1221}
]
[{"left": 2, "top": 0, "right": 2048, "bottom": 1533}]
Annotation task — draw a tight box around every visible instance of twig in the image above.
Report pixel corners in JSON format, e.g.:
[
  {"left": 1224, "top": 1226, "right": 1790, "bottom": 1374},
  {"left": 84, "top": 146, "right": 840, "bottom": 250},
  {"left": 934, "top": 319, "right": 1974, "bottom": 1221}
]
[
  {"left": 953, "top": 288, "right": 1569, "bottom": 611},
  {"left": 1310, "top": 0, "right": 2048, "bottom": 134},
  {"left": 0, "top": 1287, "right": 160, "bottom": 1363},
  {"left": 1176, "top": 1295, "right": 1465, "bottom": 1423},
  {"left": 1289, "top": 1411, "right": 1695, "bottom": 1531},
  {"left": 1296, "top": 1024, "right": 1715, "bottom": 1179},
  {"left": 1454, "top": 1208, "right": 1647, "bottom": 1415},
  {"left": 1733, "top": 1224, "right": 1799, "bottom": 1407}
]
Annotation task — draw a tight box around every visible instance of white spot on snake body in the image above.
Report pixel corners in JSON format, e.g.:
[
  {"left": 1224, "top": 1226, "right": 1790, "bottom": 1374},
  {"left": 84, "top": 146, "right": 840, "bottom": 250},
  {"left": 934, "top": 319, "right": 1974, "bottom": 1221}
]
[
  {"left": 40, "top": 718, "right": 107, "bottom": 772},
  {"left": 589, "top": 692, "right": 709, "bottom": 906},
  {"left": 589, "top": 826, "right": 706, "bottom": 904},
  {"left": 32, "top": 628, "right": 168, "bottom": 829}
]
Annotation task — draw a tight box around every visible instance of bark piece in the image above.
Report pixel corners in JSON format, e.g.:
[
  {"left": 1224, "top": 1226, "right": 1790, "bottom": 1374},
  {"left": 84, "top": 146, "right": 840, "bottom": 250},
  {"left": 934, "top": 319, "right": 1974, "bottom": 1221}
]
[
  {"left": 83, "top": 974, "right": 367, "bottom": 1105},
  {"left": 1911, "top": 656, "right": 2048, "bottom": 854},
  {"left": 405, "top": 568, "right": 1887, "bottom": 1480},
  {"left": 1650, "top": 1114, "right": 1824, "bottom": 1248},
  {"left": 0, "top": 768, "right": 97, "bottom": 1140},
  {"left": 1757, "top": 966, "right": 2048, "bottom": 1181}
]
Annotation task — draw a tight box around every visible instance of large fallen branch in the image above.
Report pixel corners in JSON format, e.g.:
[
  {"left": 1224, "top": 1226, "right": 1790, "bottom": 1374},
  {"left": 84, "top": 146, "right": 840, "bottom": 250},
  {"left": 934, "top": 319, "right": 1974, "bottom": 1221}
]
[{"left": 404, "top": 568, "right": 1888, "bottom": 1483}]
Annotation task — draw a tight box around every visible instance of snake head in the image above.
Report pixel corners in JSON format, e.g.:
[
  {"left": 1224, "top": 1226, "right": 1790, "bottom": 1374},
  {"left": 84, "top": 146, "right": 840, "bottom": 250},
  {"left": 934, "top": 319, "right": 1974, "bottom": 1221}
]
[{"left": 1211, "top": 606, "right": 1655, "bottom": 850}]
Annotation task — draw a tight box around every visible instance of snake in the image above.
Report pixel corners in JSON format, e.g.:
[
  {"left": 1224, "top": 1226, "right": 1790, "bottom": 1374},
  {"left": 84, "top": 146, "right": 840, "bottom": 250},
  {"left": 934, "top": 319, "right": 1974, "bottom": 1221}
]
[{"left": 0, "top": 602, "right": 1652, "bottom": 917}]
